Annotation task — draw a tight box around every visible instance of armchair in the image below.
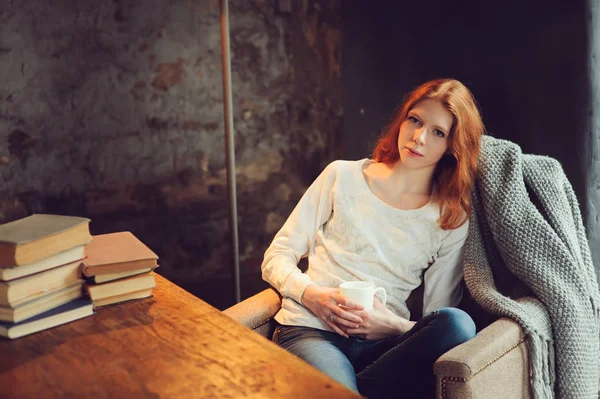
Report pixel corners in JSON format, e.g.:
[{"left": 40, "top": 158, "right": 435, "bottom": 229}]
[{"left": 223, "top": 285, "right": 530, "bottom": 398}]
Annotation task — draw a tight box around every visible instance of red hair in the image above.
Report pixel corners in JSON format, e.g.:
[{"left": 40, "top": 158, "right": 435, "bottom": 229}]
[{"left": 372, "top": 78, "right": 485, "bottom": 230}]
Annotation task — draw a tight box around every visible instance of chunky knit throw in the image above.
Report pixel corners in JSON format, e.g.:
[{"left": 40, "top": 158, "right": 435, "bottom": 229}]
[{"left": 463, "top": 136, "right": 600, "bottom": 398}]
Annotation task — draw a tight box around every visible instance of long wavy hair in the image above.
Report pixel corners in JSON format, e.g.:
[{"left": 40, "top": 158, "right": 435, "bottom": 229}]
[{"left": 372, "top": 78, "right": 485, "bottom": 229}]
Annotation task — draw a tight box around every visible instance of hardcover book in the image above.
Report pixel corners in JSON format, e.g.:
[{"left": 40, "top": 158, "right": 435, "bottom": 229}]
[
  {"left": 82, "top": 232, "right": 158, "bottom": 277},
  {"left": 85, "top": 273, "right": 156, "bottom": 301},
  {"left": 93, "top": 288, "right": 153, "bottom": 308},
  {"left": 0, "top": 261, "right": 83, "bottom": 307},
  {"left": 0, "top": 281, "right": 83, "bottom": 323},
  {"left": 0, "top": 245, "right": 85, "bottom": 282},
  {"left": 87, "top": 267, "right": 156, "bottom": 284},
  {"left": 0, "top": 297, "right": 93, "bottom": 339},
  {"left": 0, "top": 214, "right": 91, "bottom": 266}
]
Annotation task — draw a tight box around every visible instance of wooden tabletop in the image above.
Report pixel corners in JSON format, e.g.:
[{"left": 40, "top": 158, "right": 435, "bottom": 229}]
[{"left": 0, "top": 274, "right": 360, "bottom": 398}]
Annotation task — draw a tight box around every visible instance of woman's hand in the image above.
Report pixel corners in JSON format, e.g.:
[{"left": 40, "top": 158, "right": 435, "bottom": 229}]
[
  {"left": 301, "top": 284, "right": 365, "bottom": 338},
  {"left": 343, "top": 297, "right": 415, "bottom": 340}
]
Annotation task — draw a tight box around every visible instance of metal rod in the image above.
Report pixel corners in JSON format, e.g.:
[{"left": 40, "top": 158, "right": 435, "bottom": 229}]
[{"left": 219, "top": 0, "right": 241, "bottom": 304}]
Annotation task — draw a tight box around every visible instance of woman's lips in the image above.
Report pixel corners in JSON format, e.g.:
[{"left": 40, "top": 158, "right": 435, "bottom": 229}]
[{"left": 406, "top": 147, "right": 423, "bottom": 157}]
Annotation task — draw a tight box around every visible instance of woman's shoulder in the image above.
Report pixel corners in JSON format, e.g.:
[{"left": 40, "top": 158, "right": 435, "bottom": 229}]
[
  {"left": 321, "top": 158, "right": 369, "bottom": 176},
  {"left": 326, "top": 158, "right": 368, "bottom": 169}
]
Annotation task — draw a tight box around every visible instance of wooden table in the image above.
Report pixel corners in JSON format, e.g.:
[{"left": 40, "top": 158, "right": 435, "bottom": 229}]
[{"left": 0, "top": 274, "right": 360, "bottom": 398}]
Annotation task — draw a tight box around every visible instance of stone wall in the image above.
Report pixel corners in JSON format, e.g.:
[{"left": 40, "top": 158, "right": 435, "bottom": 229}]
[{"left": 0, "top": 0, "right": 342, "bottom": 307}]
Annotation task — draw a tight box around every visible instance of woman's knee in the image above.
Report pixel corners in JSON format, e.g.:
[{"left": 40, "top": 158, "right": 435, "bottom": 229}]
[
  {"left": 435, "top": 307, "right": 476, "bottom": 346},
  {"left": 273, "top": 326, "right": 358, "bottom": 391},
  {"left": 296, "top": 340, "right": 357, "bottom": 391}
]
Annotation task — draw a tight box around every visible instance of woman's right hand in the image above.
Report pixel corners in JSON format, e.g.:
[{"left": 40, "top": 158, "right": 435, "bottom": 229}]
[{"left": 301, "top": 284, "right": 364, "bottom": 338}]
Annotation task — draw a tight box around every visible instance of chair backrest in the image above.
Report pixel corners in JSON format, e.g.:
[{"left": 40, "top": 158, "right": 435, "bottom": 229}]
[
  {"left": 406, "top": 282, "right": 497, "bottom": 331},
  {"left": 405, "top": 282, "right": 424, "bottom": 321}
]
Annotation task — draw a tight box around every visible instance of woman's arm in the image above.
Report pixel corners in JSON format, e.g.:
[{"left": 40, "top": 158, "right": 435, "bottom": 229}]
[
  {"left": 261, "top": 162, "right": 363, "bottom": 336},
  {"left": 422, "top": 220, "right": 470, "bottom": 315},
  {"left": 261, "top": 162, "right": 337, "bottom": 302}
]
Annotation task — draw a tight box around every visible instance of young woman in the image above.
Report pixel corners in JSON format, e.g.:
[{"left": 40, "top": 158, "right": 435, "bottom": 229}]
[{"left": 261, "top": 78, "right": 486, "bottom": 398}]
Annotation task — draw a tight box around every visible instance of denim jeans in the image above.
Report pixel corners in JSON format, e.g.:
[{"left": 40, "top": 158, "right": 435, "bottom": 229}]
[{"left": 272, "top": 308, "right": 476, "bottom": 398}]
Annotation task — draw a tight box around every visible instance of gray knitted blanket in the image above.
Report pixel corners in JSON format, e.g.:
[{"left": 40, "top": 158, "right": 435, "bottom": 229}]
[{"left": 463, "top": 136, "right": 600, "bottom": 398}]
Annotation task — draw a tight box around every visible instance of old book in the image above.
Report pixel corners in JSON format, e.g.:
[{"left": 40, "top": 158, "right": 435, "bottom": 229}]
[
  {"left": 0, "top": 297, "right": 93, "bottom": 339},
  {"left": 82, "top": 232, "right": 158, "bottom": 277},
  {"left": 0, "top": 281, "right": 83, "bottom": 323},
  {"left": 0, "top": 261, "right": 83, "bottom": 307},
  {"left": 85, "top": 273, "right": 156, "bottom": 301},
  {"left": 88, "top": 267, "right": 157, "bottom": 284},
  {"left": 93, "top": 288, "right": 153, "bottom": 308},
  {"left": 0, "top": 214, "right": 91, "bottom": 267},
  {"left": 0, "top": 245, "right": 85, "bottom": 282}
]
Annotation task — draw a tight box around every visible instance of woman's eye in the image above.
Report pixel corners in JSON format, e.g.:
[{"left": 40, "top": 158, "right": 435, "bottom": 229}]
[
  {"left": 408, "top": 116, "right": 421, "bottom": 126},
  {"left": 435, "top": 129, "right": 446, "bottom": 138}
]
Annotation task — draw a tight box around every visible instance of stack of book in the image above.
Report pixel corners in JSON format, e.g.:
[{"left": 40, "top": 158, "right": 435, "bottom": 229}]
[
  {"left": 83, "top": 231, "right": 158, "bottom": 307},
  {"left": 0, "top": 214, "right": 95, "bottom": 339}
]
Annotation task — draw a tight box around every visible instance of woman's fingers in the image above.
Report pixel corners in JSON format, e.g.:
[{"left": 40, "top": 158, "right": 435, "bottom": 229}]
[
  {"left": 327, "top": 307, "right": 359, "bottom": 327},
  {"left": 345, "top": 327, "right": 367, "bottom": 340},
  {"left": 333, "top": 315, "right": 360, "bottom": 329},
  {"left": 345, "top": 327, "right": 363, "bottom": 335},
  {"left": 330, "top": 304, "right": 363, "bottom": 324},
  {"left": 334, "top": 293, "right": 364, "bottom": 310},
  {"left": 337, "top": 309, "right": 363, "bottom": 325},
  {"left": 324, "top": 315, "right": 349, "bottom": 338},
  {"left": 372, "top": 296, "right": 383, "bottom": 308}
]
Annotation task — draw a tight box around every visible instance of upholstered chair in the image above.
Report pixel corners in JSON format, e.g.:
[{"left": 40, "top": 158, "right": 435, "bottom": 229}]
[{"left": 223, "top": 283, "right": 530, "bottom": 398}]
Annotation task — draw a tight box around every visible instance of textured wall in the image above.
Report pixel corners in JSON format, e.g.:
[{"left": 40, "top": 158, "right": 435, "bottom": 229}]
[
  {"left": 0, "top": 0, "right": 342, "bottom": 307},
  {"left": 588, "top": 0, "right": 600, "bottom": 281}
]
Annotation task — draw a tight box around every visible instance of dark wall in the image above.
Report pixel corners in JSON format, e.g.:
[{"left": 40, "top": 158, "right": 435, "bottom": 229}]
[
  {"left": 341, "top": 1, "right": 589, "bottom": 209},
  {"left": 589, "top": 0, "right": 600, "bottom": 279},
  {"left": 0, "top": 0, "right": 342, "bottom": 309}
]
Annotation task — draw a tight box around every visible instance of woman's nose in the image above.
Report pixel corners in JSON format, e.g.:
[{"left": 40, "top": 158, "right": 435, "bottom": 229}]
[{"left": 413, "top": 128, "right": 426, "bottom": 145}]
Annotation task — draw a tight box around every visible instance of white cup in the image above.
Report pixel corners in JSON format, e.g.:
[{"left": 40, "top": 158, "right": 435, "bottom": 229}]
[{"left": 339, "top": 281, "right": 387, "bottom": 311}]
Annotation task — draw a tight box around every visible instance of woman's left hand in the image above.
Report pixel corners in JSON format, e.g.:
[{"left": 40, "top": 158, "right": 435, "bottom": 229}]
[{"left": 341, "top": 297, "right": 415, "bottom": 340}]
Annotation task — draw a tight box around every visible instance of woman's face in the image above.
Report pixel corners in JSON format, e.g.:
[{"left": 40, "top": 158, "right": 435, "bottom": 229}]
[{"left": 397, "top": 99, "right": 453, "bottom": 171}]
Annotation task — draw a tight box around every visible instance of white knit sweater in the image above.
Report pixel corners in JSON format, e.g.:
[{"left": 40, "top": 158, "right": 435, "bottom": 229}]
[{"left": 262, "top": 158, "right": 469, "bottom": 331}]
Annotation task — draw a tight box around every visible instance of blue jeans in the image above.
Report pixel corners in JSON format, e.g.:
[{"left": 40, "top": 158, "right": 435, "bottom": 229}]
[{"left": 272, "top": 308, "right": 476, "bottom": 398}]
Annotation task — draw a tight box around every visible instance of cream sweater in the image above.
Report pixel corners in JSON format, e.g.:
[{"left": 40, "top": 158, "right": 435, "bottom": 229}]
[{"left": 262, "top": 159, "right": 468, "bottom": 332}]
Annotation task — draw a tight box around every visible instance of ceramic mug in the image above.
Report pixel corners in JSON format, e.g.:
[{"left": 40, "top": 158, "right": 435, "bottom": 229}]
[{"left": 339, "top": 281, "right": 387, "bottom": 311}]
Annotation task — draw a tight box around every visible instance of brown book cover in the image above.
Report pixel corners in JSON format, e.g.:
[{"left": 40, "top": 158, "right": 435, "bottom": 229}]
[
  {"left": 89, "top": 267, "right": 158, "bottom": 284},
  {"left": 82, "top": 232, "right": 158, "bottom": 277},
  {"left": 0, "top": 214, "right": 91, "bottom": 267}
]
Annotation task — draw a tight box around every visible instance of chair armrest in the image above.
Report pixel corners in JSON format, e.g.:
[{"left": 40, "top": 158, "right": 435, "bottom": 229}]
[
  {"left": 222, "top": 288, "right": 282, "bottom": 338},
  {"left": 434, "top": 317, "right": 530, "bottom": 399}
]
